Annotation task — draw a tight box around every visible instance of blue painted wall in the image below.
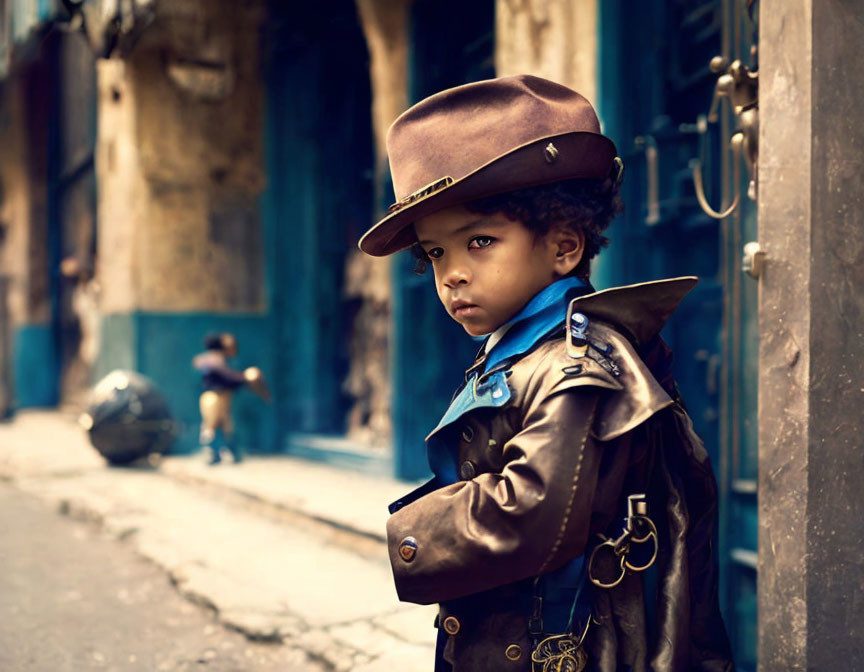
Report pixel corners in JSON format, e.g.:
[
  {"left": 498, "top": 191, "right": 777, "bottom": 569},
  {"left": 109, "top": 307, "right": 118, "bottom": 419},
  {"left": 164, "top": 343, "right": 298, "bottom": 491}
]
[
  {"left": 97, "top": 312, "right": 277, "bottom": 456},
  {"left": 263, "top": 0, "right": 374, "bottom": 450},
  {"left": 12, "top": 323, "right": 59, "bottom": 407}
]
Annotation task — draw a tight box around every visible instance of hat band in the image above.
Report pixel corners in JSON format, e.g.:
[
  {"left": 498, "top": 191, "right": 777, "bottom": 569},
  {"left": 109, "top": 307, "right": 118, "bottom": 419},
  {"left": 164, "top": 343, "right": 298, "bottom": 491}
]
[{"left": 388, "top": 175, "right": 454, "bottom": 214}]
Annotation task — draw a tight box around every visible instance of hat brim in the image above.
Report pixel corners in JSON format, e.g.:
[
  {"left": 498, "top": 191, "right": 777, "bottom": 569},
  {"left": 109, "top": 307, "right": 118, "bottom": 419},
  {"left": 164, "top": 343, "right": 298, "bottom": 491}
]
[{"left": 358, "top": 131, "right": 617, "bottom": 257}]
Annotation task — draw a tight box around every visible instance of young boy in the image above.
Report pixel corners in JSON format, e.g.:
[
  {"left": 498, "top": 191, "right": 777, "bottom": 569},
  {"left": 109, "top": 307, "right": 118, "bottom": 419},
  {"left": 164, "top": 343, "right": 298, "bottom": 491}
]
[
  {"left": 192, "top": 333, "right": 269, "bottom": 465},
  {"left": 359, "top": 75, "right": 733, "bottom": 672}
]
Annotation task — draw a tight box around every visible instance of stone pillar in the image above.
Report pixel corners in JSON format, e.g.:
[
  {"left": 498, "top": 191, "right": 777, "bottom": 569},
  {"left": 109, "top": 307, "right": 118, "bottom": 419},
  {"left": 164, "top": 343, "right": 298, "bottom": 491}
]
[
  {"left": 96, "top": 58, "right": 145, "bottom": 316},
  {"left": 495, "top": 0, "right": 597, "bottom": 104},
  {"left": 758, "top": 1, "right": 864, "bottom": 668},
  {"left": 0, "top": 70, "right": 50, "bottom": 329},
  {"left": 355, "top": 0, "right": 411, "bottom": 199},
  {"left": 344, "top": 0, "right": 412, "bottom": 447}
]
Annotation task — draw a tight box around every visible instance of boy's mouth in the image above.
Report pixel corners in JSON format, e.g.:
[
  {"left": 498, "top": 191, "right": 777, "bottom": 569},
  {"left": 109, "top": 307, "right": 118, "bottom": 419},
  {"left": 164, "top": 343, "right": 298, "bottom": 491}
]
[{"left": 451, "top": 300, "right": 480, "bottom": 317}]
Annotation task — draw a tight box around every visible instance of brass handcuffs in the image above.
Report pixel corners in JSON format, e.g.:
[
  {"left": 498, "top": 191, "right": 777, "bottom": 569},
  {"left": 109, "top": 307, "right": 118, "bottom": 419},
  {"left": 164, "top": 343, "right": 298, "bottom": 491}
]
[{"left": 588, "top": 494, "right": 659, "bottom": 589}]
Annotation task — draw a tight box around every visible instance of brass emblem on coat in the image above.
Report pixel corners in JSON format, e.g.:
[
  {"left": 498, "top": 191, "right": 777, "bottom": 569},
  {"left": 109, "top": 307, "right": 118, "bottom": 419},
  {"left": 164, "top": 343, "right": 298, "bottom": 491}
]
[{"left": 530, "top": 634, "right": 587, "bottom": 672}]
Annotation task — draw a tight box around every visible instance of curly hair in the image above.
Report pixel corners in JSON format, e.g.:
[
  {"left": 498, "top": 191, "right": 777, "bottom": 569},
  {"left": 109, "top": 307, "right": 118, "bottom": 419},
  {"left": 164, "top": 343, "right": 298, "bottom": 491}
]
[{"left": 410, "top": 178, "right": 623, "bottom": 279}]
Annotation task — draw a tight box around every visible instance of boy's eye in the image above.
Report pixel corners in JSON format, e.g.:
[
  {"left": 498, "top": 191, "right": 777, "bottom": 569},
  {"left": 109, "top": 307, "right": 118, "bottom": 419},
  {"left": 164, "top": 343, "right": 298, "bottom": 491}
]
[
  {"left": 468, "top": 236, "right": 495, "bottom": 249},
  {"left": 427, "top": 247, "right": 444, "bottom": 259}
]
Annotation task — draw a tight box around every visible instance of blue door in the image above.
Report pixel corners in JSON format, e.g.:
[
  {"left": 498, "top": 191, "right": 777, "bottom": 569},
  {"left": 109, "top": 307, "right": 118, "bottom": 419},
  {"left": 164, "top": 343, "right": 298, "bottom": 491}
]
[
  {"left": 390, "top": 0, "right": 495, "bottom": 480},
  {"left": 596, "top": 1, "right": 758, "bottom": 668},
  {"left": 264, "top": 1, "right": 374, "bottom": 444}
]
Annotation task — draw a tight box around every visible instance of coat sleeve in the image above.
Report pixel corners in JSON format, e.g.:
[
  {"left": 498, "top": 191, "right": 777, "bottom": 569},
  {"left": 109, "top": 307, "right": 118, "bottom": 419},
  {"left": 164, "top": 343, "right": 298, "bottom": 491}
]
[{"left": 386, "top": 369, "right": 610, "bottom": 605}]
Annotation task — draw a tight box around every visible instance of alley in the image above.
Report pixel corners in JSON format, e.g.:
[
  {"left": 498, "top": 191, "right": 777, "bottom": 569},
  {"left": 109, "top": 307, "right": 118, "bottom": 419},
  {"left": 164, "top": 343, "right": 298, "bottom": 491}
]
[{"left": 0, "top": 482, "right": 323, "bottom": 671}]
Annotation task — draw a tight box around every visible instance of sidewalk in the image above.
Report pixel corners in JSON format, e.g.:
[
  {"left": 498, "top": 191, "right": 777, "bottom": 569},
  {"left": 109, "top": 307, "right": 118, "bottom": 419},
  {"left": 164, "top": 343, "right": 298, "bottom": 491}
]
[{"left": 0, "top": 410, "right": 436, "bottom": 672}]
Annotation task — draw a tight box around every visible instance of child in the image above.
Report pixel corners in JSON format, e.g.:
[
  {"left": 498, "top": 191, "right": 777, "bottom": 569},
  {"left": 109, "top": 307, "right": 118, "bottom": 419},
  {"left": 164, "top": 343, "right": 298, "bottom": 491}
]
[
  {"left": 192, "top": 333, "right": 269, "bottom": 465},
  {"left": 359, "top": 75, "right": 733, "bottom": 672}
]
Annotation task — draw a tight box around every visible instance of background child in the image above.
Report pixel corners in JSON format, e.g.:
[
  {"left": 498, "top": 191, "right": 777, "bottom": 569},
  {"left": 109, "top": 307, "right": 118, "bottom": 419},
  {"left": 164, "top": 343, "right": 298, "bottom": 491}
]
[
  {"left": 192, "top": 333, "right": 270, "bottom": 465},
  {"left": 360, "top": 75, "right": 733, "bottom": 672}
]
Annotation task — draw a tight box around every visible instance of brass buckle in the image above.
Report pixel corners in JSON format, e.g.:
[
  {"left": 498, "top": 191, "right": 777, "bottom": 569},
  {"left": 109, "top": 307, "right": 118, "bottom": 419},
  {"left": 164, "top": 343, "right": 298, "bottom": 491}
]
[
  {"left": 387, "top": 176, "right": 454, "bottom": 213},
  {"left": 588, "top": 494, "right": 658, "bottom": 588}
]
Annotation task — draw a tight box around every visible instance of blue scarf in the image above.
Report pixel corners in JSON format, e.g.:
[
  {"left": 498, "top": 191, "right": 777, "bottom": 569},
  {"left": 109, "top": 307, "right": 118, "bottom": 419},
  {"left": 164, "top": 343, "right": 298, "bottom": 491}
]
[
  {"left": 475, "top": 276, "right": 590, "bottom": 373},
  {"left": 428, "top": 276, "right": 591, "bottom": 454}
]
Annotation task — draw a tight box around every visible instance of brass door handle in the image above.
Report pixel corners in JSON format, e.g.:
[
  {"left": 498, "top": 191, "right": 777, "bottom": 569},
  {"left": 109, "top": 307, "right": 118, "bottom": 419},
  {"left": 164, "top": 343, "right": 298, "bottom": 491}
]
[
  {"left": 692, "top": 53, "right": 759, "bottom": 218},
  {"left": 691, "top": 131, "right": 743, "bottom": 220}
]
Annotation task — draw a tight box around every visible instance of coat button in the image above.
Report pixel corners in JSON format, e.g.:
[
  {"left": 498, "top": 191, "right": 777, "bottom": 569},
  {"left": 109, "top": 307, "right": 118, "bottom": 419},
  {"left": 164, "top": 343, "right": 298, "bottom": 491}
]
[
  {"left": 505, "top": 644, "right": 522, "bottom": 661},
  {"left": 398, "top": 537, "right": 418, "bottom": 562},
  {"left": 459, "top": 460, "right": 477, "bottom": 480},
  {"left": 461, "top": 425, "right": 474, "bottom": 442},
  {"left": 442, "top": 616, "right": 461, "bottom": 635}
]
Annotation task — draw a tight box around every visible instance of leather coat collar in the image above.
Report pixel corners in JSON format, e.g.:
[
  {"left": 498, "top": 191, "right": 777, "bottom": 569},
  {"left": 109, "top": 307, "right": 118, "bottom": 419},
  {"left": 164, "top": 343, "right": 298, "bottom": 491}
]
[
  {"left": 569, "top": 276, "right": 698, "bottom": 346},
  {"left": 476, "top": 276, "right": 591, "bottom": 374},
  {"left": 390, "top": 277, "right": 700, "bottom": 511},
  {"left": 423, "top": 278, "right": 590, "bottom": 484}
]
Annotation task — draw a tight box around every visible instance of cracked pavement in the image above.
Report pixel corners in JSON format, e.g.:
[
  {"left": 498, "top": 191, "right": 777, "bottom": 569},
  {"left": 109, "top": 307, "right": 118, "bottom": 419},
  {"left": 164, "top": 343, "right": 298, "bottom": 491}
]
[{"left": 0, "top": 411, "right": 436, "bottom": 671}]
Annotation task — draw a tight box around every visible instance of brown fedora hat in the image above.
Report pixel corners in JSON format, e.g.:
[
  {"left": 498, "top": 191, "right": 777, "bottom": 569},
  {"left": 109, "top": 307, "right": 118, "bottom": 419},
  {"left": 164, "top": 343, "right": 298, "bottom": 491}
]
[{"left": 358, "top": 74, "right": 619, "bottom": 257}]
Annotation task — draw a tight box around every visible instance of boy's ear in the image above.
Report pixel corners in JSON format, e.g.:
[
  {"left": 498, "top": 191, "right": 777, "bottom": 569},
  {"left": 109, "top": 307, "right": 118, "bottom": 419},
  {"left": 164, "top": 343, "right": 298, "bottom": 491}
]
[{"left": 549, "top": 226, "right": 585, "bottom": 277}]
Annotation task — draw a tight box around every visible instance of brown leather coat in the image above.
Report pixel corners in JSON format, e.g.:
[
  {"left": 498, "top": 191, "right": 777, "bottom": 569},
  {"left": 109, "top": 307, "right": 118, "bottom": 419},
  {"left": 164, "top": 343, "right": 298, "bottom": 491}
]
[{"left": 386, "top": 279, "right": 734, "bottom": 672}]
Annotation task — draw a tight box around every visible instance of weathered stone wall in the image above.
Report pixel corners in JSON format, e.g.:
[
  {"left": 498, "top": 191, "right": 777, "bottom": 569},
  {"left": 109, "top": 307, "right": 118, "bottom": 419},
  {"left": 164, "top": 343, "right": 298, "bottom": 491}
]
[
  {"left": 0, "top": 72, "right": 36, "bottom": 412},
  {"left": 495, "top": 0, "right": 597, "bottom": 104},
  {"left": 759, "top": 0, "right": 864, "bottom": 668},
  {"left": 0, "top": 74, "right": 33, "bottom": 327},
  {"left": 356, "top": 0, "right": 411, "bottom": 191},
  {"left": 95, "top": 58, "right": 144, "bottom": 315},
  {"left": 344, "top": 0, "right": 412, "bottom": 446},
  {"left": 96, "top": 0, "right": 266, "bottom": 315}
]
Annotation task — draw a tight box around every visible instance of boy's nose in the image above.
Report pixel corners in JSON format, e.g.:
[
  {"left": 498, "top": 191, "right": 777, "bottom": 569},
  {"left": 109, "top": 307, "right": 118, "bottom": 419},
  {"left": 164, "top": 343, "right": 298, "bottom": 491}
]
[{"left": 442, "top": 262, "right": 471, "bottom": 288}]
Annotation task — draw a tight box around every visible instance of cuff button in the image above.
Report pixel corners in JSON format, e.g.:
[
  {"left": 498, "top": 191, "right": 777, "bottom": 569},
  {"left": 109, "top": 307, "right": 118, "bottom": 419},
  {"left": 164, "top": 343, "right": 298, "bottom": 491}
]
[
  {"left": 398, "top": 537, "right": 418, "bottom": 562},
  {"left": 442, "top": 616, "right": 461, "bottom": 635}
]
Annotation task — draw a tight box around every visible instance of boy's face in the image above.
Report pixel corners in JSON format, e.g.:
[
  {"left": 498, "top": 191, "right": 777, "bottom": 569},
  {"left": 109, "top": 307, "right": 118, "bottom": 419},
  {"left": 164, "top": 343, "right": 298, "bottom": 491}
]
[{"left": 414, "top": 205, "right": 583, "bottom": 337}]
